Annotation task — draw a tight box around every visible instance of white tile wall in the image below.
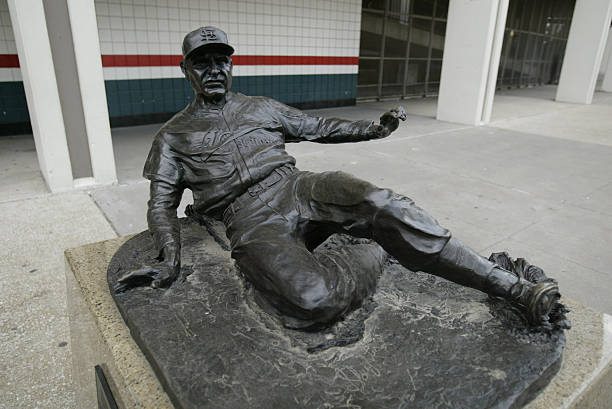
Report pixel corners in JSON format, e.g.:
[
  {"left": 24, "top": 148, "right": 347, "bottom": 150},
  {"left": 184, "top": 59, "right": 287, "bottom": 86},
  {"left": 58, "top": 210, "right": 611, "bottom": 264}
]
[
  {"left": 103, "top": 63, "right": 359, "bottom": 80},
  {"left": 0, "top": 0, "right": 20, "bottom": 82},
  {"left": 0, "top": 0, "right": 361, "bottom": 94},
  {"left": 94, "top": 0, "right": 362, "bottom": 80},
  {"left": 0, "top": 66, "right": 19, "bottom": 81}
]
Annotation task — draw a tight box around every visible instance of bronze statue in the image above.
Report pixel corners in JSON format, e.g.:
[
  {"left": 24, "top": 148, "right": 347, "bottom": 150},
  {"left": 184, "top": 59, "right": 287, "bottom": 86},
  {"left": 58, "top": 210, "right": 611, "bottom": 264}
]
[{"left": 116, "top": 26, "right": 568, "bottom": 331}]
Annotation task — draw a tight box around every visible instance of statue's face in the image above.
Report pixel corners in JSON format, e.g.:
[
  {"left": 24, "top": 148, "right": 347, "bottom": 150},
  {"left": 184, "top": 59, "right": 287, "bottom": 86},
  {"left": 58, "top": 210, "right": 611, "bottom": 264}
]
[{"left": 182, "top": 50, "right": 233, "bottom": 101}]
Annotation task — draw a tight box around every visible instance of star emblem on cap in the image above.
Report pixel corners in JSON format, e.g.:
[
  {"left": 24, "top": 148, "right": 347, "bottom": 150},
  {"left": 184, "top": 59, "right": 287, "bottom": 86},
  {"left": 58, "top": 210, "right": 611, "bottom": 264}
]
[{"left": 200, "top": 28, "right": 218, "bottom": 41}]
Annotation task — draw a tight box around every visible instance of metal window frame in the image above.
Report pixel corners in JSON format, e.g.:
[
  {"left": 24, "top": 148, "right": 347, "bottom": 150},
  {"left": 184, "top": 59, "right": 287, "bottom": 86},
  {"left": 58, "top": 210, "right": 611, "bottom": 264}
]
[
  {"left": 358, "top": 0, "right": 447, "bottom": 101},
  {"left": 358, "top": 0, "right": 576, "bottom": 100},
  {"left": 498, "top": 0, "right": 574, "bottom": 89},
  {"left": 376, "top": 0, "right": 389, "bottom": 98}
]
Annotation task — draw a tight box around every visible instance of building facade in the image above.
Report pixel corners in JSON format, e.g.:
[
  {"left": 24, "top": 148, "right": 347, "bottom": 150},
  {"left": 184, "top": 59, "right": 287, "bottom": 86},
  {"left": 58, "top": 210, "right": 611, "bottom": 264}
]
[
  {"left": 2, "top": 0, "right": 611, "bottom": 191},
  {"left": 2, "top": 0, "right": 363, "bottom": 133},
  {"left": 1, "top": 0, "right": 579, "bottom": 133}
]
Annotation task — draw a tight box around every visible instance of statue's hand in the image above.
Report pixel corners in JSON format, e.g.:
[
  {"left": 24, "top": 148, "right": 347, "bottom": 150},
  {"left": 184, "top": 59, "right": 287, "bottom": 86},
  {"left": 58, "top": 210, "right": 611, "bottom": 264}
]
[
  {"left": 378, "top": 106, "right": 407, "bottom": 137},
  {"left": 114, "top": 260, "right": 180, "bottom": 293}
]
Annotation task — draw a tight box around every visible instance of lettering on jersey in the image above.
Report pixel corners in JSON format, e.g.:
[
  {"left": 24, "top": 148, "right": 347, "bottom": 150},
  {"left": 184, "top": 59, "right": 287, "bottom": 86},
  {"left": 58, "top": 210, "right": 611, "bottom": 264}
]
[
  {"left": 235, "top": 133, "right": 281, "bottom": 149},
  {"left": 215, "top": 143, "right": 234, "bottom": 154},
  {"left": 202, "top": 132, "right": 230, "bottom": 149}
]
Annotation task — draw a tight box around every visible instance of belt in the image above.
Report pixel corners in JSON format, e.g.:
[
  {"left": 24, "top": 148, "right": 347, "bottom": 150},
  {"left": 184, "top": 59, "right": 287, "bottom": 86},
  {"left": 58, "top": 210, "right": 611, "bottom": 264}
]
[{"left": 223, "top": 164, "right": 297, "bottom": 224}]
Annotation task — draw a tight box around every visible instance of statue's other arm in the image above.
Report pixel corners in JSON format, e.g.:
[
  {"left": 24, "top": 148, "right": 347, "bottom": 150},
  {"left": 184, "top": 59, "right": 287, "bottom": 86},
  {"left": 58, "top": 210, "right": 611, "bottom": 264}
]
[
  {"left": 115, "top": 134, "right": 184, "bottom": 292},
  {"left": 264, "top": 98, "right": 405, "bottom": 143},
  {"left": 147, "top": 178, "right": 183, "bottom": 271}
]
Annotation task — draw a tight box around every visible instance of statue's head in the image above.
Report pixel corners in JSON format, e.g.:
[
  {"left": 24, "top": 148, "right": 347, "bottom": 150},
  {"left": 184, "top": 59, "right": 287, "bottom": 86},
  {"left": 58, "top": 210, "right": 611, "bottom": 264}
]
[{"left": 180, "top": 26, "right": 234, "bottom": 101}]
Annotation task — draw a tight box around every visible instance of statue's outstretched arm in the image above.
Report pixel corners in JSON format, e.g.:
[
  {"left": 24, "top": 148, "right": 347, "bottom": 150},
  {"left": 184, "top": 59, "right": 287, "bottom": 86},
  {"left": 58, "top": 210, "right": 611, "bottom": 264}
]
[{"left": 265, "top": 98, "right": 406, "bottom": 143}]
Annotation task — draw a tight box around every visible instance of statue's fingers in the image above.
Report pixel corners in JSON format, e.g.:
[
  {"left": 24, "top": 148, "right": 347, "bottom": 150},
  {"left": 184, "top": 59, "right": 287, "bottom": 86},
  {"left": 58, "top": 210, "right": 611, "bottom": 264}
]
[
  {"left": 151, "top": 278, "right": 164, "bottom": 289},
  {"left": 378, "top": 126, "right": 391, "bottom": 138},
  {"left": 113, "top": 281, "right": 130, "bottom": 294},
  {"left": 151, "top": 275, "right": 172, "bottom": 289},
  {"left": 374, "top": 124, "right": 388, "bottom": 138},
  {"left": 398, "top": 108, "right": 407, "bottom": 121},
  {"left": 556, "top": 318, "right": 571, "bottom": 330},
  {"left": 390, "top": 106, "right": 406, "bottom": 120},
  {"left": 381, "top": 118, "right": 399, "bottom": 134},
  {"left": 113, "top": 267, "right": 158, "bottom": 294},
  {"left": 117, "top": 266, "right": 156, "bottom": 283},
  {"left": 380, "top": 115, "right": 393, "bottom": 127}
]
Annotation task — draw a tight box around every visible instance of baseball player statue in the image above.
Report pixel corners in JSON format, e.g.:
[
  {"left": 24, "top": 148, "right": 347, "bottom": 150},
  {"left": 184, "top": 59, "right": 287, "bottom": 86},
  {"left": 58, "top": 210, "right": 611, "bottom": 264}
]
[{"left": 116, "top": 27, "right": 568, "bottom": 331}]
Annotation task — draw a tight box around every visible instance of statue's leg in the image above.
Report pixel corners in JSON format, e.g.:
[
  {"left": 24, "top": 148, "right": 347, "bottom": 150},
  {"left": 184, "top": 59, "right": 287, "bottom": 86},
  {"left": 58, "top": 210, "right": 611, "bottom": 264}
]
[
  {"left": 230, "top": 223, "right": 379, "bottom": 329},
  {"left": 298, "top": 171, "right": 560, "bottom": 325},
  {"left": 311, "top": 234, "right": 386, "bottom": 307}
]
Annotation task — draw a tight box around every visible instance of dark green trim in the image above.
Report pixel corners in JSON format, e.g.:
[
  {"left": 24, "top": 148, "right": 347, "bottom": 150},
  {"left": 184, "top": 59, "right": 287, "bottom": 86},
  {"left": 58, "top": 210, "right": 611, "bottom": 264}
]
[
  {"left": 103, "top": 74, "right": 357, "bottom": 118},
  {"left": 0, "top": 121, "right": 32, "bottom": 136},
  {"left": 110, "top": 112, "right": 177, "bottom": 128},
  {"left": 0, "top": 82, "right": 30, "bottom": 124},
  {"left": 233, "top": 74, "right": 358, "bottom": 105},
  {"left": 284, "top": 98, "right": 356, "bottom": 110},
  {"left": 108, "top": 98, "right": 356, "bottom": 128},
  {"left": 0, "top": 74, "right": 357, "bottom": 134}
]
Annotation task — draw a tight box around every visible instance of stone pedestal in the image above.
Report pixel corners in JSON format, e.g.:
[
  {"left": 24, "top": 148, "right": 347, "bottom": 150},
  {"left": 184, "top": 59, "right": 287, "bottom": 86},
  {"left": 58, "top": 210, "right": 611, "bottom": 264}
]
[
  {"left": 65, "top": 237, "right": 173, "bottom": 409},
  {"left": 66, "top": 230, "right": 612, "bottom": 409}
]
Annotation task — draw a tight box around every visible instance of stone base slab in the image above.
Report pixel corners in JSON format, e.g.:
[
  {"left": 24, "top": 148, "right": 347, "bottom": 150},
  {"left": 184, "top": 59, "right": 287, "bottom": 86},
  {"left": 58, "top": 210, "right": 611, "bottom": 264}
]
[{"left": 66, "top": 236, "right": 611, "bottom": 408}]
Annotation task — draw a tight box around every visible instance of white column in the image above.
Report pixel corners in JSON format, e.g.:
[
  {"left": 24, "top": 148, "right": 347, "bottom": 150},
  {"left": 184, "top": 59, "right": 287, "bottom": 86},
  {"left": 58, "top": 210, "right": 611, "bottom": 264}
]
[
  {"left": 601, "top": 27, "right": 612, "bottom": 92},
  {"left": 67, "top": 0, "right": 117, "bottom": 186},
  {"left": 556, "top": 0, "right": 612, "bottom": 104},
  {"left": 436, "top": 0, "right": 509, "bottom": 126},
  {"left": 7, "top": 0, "right": 73, "bottom": 192},
  {"left": 481, "top": 0, "right": 509, "bottom": 124}
]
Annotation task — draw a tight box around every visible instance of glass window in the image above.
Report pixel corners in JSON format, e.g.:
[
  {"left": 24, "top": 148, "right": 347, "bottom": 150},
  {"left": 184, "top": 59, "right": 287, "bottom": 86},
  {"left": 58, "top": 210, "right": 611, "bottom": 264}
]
[
  {"left": 382, "top": 59, "right": 405, "bottom": 87},
  {"left": 384, "top": 14, "right": 409, "bottom": 58},
  {"left": 357, "top": 0, "right": 578, "bottom": 98},
  {"left": 495, "top": 0, "right": 577, "bottom": 88},
  {"left": 358, "top": 59, "right": 380, "bottom": 86},
  {"left": 526, "top": 2, "right": 541, "bottom": 32},
  {"left": 405, "top": 59, "right": 427, "bottom": 84},
  {"left": 523, "top": 35, "right": 535, "bottom": 60},
  {"left": 382, "top": 60, "right": 406, "bottom": 96},
  {"left": 426, "top": 82, "right": 440, "bottom": 95},
  {"left": 531, "top": 37, "right": 543, "bottom": 62},
  {"left": 388, "top": 0, "right": 411, "bottom": 15},
  {"left": 427, "top": 60, "right": 442, "bottom": 84},
  {"left": 508, "top": 0, "right": 522, "bottom": 28},
  {"left": 409, "top": 18, "right": 432, "bottom": 58},
  {"left": 413, "top": 0, "right": 435, "bottom": 17},
  {"left": 357, "top": 84, "right": 379, "bottom": 98},
  {"left": 518, "top": 1, "right": 534, "bottom": 31},
  {"left": 431, "top": 21, "right": 446, "bottom": 58},
  {"left": 405, "top": 83, "right": 425, "bottom": 96},
  {"left": 435, "top": 0, "right": 449, "bottom": 18},
  {"left": 360, "top": 11, "right": 385, "bottom": 57},
  {"left": 363, "top": 0, "right": 386, "bottom": 12},
  {"left": 517, "top": 33, "right": 528, "bottom": 59}
]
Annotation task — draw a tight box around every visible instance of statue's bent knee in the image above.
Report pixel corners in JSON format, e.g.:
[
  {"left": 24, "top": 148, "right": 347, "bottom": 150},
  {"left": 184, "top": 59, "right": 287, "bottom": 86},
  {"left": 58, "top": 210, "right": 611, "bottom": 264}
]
[{"left": 287, "top": 277, "right": 351, "bottom": 323}]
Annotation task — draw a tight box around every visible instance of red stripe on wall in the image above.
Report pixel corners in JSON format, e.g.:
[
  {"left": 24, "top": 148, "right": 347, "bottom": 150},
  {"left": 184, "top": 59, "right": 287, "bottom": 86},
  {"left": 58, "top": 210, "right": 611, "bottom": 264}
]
[
  {"left": 101, "top": 54, "right": 358, "bottom": 67},
  {"left": 101, "top": 54, "right": 183, "bottom": 67},
  {"left": 232, "top": 55, "right": 359, "bottom": 66},
  {"left": 1, "top": 54, "right": 358, "bottom": 69},
  {"left": 0, "top": 54, "right": 19, "bottom": 68}
]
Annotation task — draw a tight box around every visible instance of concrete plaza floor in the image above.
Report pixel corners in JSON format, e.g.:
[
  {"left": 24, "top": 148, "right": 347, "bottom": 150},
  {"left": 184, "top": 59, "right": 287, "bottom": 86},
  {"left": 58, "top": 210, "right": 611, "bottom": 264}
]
[{"left": 1, "top": 85, "right": 611, "bottom": 408}]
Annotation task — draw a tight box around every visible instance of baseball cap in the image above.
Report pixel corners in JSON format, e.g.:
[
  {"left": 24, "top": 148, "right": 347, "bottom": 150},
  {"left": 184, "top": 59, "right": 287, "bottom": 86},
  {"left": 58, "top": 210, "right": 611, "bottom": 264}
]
[{"left": 182, "top": 26, "right": 234, "bottom": 58}]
